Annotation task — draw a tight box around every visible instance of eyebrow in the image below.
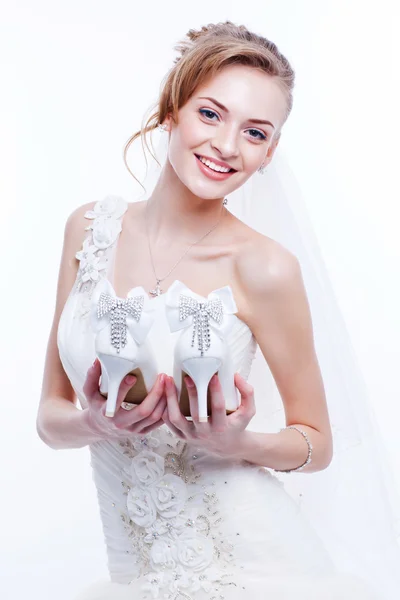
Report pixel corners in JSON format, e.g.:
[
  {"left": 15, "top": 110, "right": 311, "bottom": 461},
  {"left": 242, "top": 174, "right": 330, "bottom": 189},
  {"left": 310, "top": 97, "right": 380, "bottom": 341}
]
[{"left": 197, "top": 96, "right": 276, "bottom": 129}]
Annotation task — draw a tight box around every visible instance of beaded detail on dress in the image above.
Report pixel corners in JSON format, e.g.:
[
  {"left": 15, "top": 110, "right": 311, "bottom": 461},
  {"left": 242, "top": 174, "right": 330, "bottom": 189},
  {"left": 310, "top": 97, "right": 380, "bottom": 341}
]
[{"left": 109, "top": 427, "right": 242, "bottom": 600}]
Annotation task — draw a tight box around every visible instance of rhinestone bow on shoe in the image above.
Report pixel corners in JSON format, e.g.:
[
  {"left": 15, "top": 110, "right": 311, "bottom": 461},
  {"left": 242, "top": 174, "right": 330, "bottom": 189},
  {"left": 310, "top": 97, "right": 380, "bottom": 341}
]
[
  {"left": 97, "top": 292, "right": 145, "bottom": 354},
  {"left": 179, "top": 294, "right": 223, "bottom": 357}
]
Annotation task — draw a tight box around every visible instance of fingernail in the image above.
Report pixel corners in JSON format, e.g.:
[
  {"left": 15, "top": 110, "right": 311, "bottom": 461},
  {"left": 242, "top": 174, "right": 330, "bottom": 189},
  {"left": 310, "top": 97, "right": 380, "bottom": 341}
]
[
  {"left": 185, "top": 376, "right": 194, "bottom": 388},
  {"left": 125, "top": 375, "right": 136, "bottom": 384},
  {"left": 159, "top": 374, "right": 165, "bottom": 384},
  {"left": 92, "top": 358, "right": 97, "bottom": 368}
]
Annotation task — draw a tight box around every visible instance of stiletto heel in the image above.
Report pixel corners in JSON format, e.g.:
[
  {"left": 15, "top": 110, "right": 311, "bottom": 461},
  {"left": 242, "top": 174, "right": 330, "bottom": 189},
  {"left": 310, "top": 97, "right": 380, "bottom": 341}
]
[
  {"left": 90, "top": 278, "right": 158, "bottom": 418},
  {"left": 97, "top": 353, "right": 136, "bottom": 417},
  {"left": 182, "top": 357, "right": 222, "bottom": 422},
  {"left": 165, "top": 280, "right": 240, "bottom": 421}
]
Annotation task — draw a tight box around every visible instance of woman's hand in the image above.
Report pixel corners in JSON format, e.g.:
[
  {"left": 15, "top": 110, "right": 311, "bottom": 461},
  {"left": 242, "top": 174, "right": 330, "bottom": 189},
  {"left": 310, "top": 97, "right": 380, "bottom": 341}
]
[
  {"left": 82, "top": 358, "right": 167, "bottom": 440},
  {"left": 161, "top": 372, "right": 256, "bottom": 458}
]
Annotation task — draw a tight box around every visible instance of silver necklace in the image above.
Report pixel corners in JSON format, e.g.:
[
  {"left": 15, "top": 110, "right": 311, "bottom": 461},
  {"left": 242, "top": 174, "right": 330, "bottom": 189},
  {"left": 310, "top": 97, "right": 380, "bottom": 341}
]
[{"left": 145, "top": 199, "right": 227, "bottom": 297}]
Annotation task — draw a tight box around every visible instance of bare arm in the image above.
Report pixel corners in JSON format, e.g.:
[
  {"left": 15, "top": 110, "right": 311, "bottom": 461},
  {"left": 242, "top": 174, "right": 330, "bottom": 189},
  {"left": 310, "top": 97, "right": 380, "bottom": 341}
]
[
  {"left": 37, "top": 396, "right": 105, "bottom": 450},
  {"left": 36, "top": 201, "right": 106, "bottom": 449},
  {"left": 235, "top": 237, "right": 333, "bottom": 472},
  {"left": 37, "top": 201, "right": 167, "bottom": 450}
]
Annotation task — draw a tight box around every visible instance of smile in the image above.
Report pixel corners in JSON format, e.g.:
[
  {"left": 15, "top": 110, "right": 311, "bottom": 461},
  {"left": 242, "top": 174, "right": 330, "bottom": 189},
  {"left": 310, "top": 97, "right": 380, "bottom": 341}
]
[{"left": 194, "top": 154, "right": 237, "bottom": 181}]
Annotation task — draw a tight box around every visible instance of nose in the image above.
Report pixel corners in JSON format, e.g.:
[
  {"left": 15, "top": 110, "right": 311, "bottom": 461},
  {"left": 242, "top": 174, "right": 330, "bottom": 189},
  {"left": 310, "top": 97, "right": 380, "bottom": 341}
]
[{"left": 211, "top": 124, "right": 240, "bottom": 161}]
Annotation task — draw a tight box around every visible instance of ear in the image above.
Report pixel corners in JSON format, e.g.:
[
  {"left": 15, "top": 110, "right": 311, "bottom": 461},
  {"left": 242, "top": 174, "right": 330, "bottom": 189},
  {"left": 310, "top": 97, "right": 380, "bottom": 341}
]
[{"left": 162, "top": 113, "right": 175, "bottom": 132}]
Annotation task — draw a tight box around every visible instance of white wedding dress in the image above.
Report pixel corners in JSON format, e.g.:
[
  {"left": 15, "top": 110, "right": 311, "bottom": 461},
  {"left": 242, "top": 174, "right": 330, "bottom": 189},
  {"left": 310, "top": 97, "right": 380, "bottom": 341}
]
[{"left": 57, "top": 196, "right": 379, "bottom": 600}]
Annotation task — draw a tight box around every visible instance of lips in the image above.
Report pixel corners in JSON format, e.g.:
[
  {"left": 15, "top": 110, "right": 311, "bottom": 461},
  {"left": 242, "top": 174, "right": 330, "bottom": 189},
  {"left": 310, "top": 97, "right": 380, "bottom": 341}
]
[
  {"left": 194, "top": 154, "right": 237, "bottom": 181},
  {"left": 194, "top": 154, "right": 237, "bottom": 172}
]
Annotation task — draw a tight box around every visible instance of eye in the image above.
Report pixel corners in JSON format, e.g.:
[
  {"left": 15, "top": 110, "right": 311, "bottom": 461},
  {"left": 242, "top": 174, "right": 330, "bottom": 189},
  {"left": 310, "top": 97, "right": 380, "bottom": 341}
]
[
  {"left": 199, "top": 108, "right": 218, "bottom": 120},
  {"left": 248, "top": 129, "right": 267, "bottom": 141},
  {"left": 198, "top": 108, "right": 267, "bottom": 141}
]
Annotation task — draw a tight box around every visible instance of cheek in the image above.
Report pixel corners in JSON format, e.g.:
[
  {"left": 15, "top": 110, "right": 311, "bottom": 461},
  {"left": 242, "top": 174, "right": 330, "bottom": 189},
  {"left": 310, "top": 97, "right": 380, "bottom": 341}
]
[
  {"left": 168, "top": 125, "right": 202, "bottom": 172},
  {"left": 167, "top": 134, "right": 186, "bottom": 175},
  {"left": 244, "top": 144, "right": 269, "bottom": 171},
  {"left": 177, "top": 111, "right": 211, "bottom": 151}
]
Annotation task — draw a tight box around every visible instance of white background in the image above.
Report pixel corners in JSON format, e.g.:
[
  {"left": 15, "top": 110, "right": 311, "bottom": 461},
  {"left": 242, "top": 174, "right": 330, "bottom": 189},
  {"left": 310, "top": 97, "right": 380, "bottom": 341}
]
[{"left": 1, "top": 1, "right": 399, "bottom": 598}]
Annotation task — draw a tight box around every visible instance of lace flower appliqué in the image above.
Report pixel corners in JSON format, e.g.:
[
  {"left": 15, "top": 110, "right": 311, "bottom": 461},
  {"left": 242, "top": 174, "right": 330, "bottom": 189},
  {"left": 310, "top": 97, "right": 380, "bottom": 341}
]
[
  {"left": 73, "top": 195, "right": 127, "bottom": 298},
  {"left": 118, "top": 433, "right": 239, "bottom": 600},
  {"left": 83, "top": 194, "right": 127, "bottom": 249}
]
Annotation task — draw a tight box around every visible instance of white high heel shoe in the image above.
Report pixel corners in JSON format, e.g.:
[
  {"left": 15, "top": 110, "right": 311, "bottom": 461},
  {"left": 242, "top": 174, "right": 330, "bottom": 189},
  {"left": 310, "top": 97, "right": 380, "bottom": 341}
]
[
  {"left": 90, "top": 278, "right": 158, "bottom": 417},
  {"left": 165, "top": 280, "right": 240, "bottom": 422}
]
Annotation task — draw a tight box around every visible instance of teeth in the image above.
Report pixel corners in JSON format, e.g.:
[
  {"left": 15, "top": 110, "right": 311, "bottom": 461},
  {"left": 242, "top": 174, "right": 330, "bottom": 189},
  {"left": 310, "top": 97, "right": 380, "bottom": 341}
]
[{"left": 198, "top": 156, "right": 231, "bottom": 173}]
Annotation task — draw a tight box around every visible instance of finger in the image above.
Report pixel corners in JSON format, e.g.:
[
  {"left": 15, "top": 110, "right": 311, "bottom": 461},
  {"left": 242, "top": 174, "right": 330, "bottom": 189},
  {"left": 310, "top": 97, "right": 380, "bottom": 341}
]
[
  {"left": 208, "top": 374, "right": 227, "bottom": 432},
  {"left": 83, "top": 359, "right": 103, "bottom": 403},
  {"left": 131, "top": 395, "right": 167, "bottom": 431},
  {"left": 97, "top": 371, "right": 138, "bottom": 420},
  {"left": 114, "top": 373, "right": 166, "bottom": 427},
  {"left": 165, "top": 376, "right": 191, "bottom": 437},
  {"left": 84, "top": 359, "right": 113, "bottom": 417},
  {"left": 84, "top": 359, "right": 136, "bottom": 415},
  {"left": 231, "top": 373, "right": 256, "bottom": 421},
  {"left": 184, "top": 376, "right": 199, "bottom": 423},
  {"left": 162, "top": 406, "right": 186, "bottom": 439},
  {"left": 136, "top": 418, "right": 165, "bottom": 435},
  {"left": 114, "top": 373, "right": 137, "bottom": 412}
]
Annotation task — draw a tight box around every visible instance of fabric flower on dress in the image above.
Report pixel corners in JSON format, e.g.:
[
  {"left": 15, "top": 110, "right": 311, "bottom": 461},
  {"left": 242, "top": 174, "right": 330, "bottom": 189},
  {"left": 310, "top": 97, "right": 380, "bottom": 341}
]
[
  {"left": 172, "top": 530, "right": 214, "bottom": 573},
  {"left": 75, "top": 237, "right": 98, "bottom": 268},
  {"left": 132, "top": 433, "right": 161, "bottom": 453},
  {"left": 140, "top": 570, "right": 169, "bottom": 599},
  {"left": 149, "top": 474, "right": 188, "bottom": 519},
  {"left": 149, "top": 538, "right": 176, "bottom": 571},
  {"left": 129, "top": 450, "right": 165, "bottom": 487},
  {"left": 164, "top": 511, "right": 195, "bottom": 539},
  {"left": 90, "top": 215, "right": 122, "bottom": 250},
  {"left": 120, "top": 431, "right": 239, "bottom": 599},
  {"left": 84, "top": 195, "right": 127, "bottom": 250},
  {"left": 143, "top": 518, "right": 171, "bottom": 544},
  {"left": 127, "top": 487, "right": 157, "bottom": 528},
  {"left": 86, "top": 195, "right": 127, "bottom": 220},
  {"left": 167, "top": 564, "right": 192, "bottom": 593},
  {"left": 80, "top": 252, "right": 108, "bottom": 283}
]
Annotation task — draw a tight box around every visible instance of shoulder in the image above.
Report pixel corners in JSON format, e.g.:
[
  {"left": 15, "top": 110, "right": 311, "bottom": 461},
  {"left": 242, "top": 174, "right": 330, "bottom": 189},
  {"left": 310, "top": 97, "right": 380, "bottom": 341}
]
[
  {"left": 234, "top": 226, "right": 315, "bottom": 366},
  {"left": 65, "top": 200, "right": 96, "bottom": 225},
  {"left": 64, "top": 200, "right": 96, "bottom": 237},
  {"left": 231, "top": 225, "right": 312, "bottom": 334},
  {"left": 235, "top": 227, "right": 304, "bottom": 302}
]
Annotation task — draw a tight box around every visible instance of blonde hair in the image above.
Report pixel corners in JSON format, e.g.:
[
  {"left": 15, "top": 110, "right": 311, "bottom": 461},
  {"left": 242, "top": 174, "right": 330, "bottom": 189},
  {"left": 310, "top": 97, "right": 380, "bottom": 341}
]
[{"left": 123, "top": 21, "right": 295, "bottom": 190}]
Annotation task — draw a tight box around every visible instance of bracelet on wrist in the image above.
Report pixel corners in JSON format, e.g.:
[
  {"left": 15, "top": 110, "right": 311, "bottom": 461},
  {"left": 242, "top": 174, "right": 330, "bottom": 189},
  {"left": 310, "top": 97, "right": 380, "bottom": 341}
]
[{"left": 273, "top": 425, "right": 313, "bottom": 473}]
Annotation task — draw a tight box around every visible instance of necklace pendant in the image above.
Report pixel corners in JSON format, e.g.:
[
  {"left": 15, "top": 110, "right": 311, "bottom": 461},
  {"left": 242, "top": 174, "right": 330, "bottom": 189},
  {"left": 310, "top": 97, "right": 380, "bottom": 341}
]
[{"left": 149, "top": 281, "right": 163, "bottom": 297}]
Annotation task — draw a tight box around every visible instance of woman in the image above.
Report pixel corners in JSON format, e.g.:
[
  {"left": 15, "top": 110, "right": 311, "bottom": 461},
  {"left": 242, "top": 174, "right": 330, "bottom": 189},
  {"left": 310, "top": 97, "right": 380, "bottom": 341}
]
[{"left": 36, "top": 21, "right": 398, "bottom": 599}]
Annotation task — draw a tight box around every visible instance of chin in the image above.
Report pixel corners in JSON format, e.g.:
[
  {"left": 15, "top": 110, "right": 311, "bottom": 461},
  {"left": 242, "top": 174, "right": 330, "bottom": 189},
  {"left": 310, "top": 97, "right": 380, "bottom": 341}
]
[{"left": 187, "top": 174, "right": 242, "bottom": 200}]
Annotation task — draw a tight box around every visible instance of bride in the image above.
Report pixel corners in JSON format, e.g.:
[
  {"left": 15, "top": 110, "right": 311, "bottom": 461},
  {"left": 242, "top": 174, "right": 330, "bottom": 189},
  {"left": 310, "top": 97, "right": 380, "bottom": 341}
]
[{"left": 36, "top": 21, "right": 400, "bottom": 599}]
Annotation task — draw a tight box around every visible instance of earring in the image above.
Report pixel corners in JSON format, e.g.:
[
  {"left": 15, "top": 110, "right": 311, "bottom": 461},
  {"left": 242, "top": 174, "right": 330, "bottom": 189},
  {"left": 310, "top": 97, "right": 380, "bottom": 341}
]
[
  {"left": 158, "top": 123, "right": 168, "bottom": 132},
  {"left": 257, "top": 162, "right": 266, "bottom": 175}
]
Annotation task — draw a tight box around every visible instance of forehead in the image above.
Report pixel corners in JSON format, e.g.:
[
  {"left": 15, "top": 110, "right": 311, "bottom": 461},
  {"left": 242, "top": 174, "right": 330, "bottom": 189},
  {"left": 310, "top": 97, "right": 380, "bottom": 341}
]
[{"left": 191, "top": 64, "right": 287, "bottom": 128}]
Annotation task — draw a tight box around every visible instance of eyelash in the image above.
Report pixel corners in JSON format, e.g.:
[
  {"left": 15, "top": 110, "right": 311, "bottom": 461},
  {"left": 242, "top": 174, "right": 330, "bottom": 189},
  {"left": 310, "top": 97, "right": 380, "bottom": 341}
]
[{"left": 198, "top": 108, "right": 267, "bottom": 141}]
